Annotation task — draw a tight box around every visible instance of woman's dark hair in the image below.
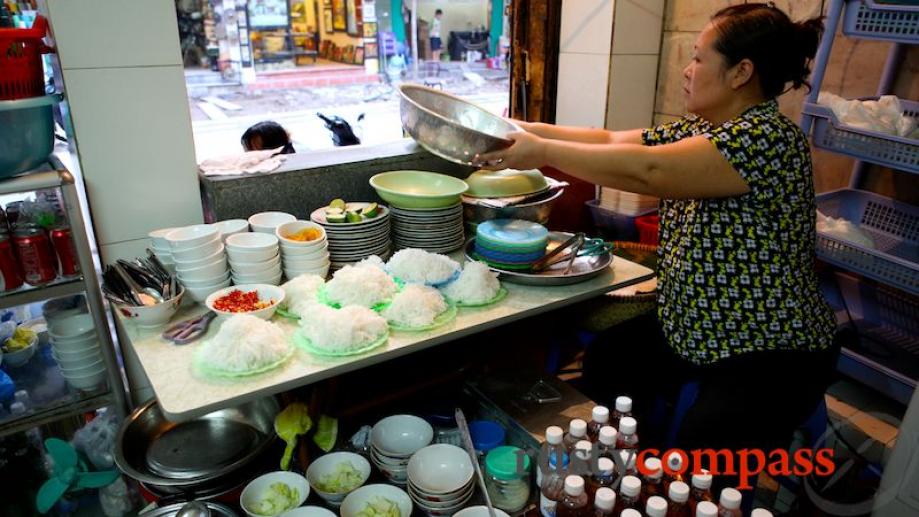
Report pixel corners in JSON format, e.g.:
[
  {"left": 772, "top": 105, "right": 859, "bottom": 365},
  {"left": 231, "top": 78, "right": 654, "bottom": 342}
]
[
  {"left": 711, "top": 3, "right": 824, "bottom": 98},
  {"left": 241, "top": 120, "right": 295, "bottom": 154}
]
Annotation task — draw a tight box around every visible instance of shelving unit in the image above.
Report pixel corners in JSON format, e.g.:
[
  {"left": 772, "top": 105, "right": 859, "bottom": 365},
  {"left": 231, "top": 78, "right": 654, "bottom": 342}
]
[
  {"left": 0, "top": 157, "right": 127, "bottom": 438},
  {"left": 801, "top": 0, "right": 919, "bottom": 400}
]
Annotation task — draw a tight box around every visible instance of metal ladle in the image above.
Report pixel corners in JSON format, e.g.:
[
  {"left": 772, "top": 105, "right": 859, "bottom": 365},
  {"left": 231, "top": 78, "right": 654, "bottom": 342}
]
[
  {"left": 175, "top": 501, "right": 211, "bottom": 517},
  {"left": 113, "top": 263, "right": 162, "bottom": 306}
]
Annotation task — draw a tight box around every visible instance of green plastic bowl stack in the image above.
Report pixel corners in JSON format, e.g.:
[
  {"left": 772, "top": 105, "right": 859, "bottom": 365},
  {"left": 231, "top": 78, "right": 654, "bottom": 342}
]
[{"left": 369, "top": 170, "right": 469, "bottom": 209}]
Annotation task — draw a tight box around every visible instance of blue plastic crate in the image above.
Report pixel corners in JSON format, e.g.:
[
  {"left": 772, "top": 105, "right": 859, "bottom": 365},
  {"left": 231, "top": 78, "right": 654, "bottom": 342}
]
[
  {"left": 816, "top": 189, "right": 919, "bottom": 295},
  {"left": 803, "top": 99, "right": 919, "bottom": 174},
  {"left": 585, "top": 199, "right": 656, "bottom": 242},
  {"left": 843, "top": 0, "right": 919, "bottom": 43}
]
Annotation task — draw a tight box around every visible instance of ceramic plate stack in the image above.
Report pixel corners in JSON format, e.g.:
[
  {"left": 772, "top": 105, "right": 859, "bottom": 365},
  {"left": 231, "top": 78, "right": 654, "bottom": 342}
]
[
  {"left": 310, "top": 203, "right": 392, "bottom": 270},
  {"left": 168, "top": 225, "right": 231, "bottom": 303},
  {"left": 276, "top": 221, "right": 331, "bottom": 279},
  {"left": 46, "top": 312, "right": 106, "bottom": 391},
  {"left": 407, "top": 444, "right": 475, "bottom": 516},
  {"left": 226, "top": 233, "right": 282, "bottom": 286},
  {"left": 390, "top": 204, "right": 465, "bottom": 253},
  {"left": 370, "top": 415, "right": 434, "bottom": 486}
]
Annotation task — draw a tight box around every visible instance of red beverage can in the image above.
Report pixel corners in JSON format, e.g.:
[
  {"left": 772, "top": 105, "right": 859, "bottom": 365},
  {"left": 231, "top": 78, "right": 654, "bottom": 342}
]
[
  {"left": 50, "top": 226, "right": 80, "bottom": 277},
  {"left": 13, "top": 227, "right": 58, "bottom": 285},
  {"left": 0, "top": 232, "right": 23, "bottom": 291}
]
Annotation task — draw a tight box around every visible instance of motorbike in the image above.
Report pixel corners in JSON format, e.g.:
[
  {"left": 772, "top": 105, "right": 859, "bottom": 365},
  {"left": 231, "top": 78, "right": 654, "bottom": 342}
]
[{"left": 317, "top": 112, "right": 364, "bottom": 146}]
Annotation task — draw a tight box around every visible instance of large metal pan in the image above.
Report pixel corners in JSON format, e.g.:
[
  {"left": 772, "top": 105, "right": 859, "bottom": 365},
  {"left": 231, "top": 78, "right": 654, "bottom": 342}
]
[{"left": 400, "top": 84, "right": 521, "bottom": 165}]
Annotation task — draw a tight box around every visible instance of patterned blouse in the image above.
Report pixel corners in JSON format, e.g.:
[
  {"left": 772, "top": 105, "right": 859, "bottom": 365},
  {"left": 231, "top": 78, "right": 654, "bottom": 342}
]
[{"left": 641, "top": 99, "right": 835, "bottom": 365}]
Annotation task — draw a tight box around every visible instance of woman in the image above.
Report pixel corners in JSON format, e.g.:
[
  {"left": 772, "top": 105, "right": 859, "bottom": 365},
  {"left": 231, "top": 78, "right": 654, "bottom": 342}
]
[{"left": 477, "top": 3, "right": 839, "bottom": 479}]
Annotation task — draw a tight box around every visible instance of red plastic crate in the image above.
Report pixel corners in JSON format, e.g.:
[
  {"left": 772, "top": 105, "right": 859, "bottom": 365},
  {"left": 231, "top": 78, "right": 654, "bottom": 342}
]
[{"left": 0, "top": 16, "right": 52, "bottom": 100}]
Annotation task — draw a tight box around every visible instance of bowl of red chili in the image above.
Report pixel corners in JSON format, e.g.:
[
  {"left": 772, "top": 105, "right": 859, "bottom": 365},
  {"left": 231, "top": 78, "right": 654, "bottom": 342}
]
[{"left": 205, "top": 284, "right": 285, "bottom": 320}]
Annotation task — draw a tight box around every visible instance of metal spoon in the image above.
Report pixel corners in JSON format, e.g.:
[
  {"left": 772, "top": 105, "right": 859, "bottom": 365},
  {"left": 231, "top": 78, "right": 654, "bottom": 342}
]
[
  {"left": 175, "top": 501, "right": 211, "bottom": 517},
  {"left": 113, "top": 263, "right": 162, "bottom": 306}
]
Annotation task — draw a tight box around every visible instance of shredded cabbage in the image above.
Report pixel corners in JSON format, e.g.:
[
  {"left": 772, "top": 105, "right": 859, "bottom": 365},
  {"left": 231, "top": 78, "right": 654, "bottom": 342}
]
[
  {"left": 252, "top": 482, "right": 300, "bottom": 516},
  {"left": 356, "top": 496, "right": 401, "bottom": 517},
  {"left": 315, "top": 461, "right": 363, "bottom": 493}
]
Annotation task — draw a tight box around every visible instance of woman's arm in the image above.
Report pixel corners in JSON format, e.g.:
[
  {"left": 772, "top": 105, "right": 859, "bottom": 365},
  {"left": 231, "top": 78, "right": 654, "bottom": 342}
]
[
  {"left": 515, "top": 120, "right": 644, "bottom": 145},
  {"left": 474, "top": 132, "right": 750, "bottom": 199}
]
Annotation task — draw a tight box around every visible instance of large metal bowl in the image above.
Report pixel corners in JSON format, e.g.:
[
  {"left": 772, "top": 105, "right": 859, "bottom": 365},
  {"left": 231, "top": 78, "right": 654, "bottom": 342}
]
[
  {"left": 116, "top": 397, "right": 280, "bottom": 494},
  {"left": 400, "top": 84, "right": 521, "bottom": 165},
  {"left": 463, "top": 188, "right": 565, "bottom": 230}
]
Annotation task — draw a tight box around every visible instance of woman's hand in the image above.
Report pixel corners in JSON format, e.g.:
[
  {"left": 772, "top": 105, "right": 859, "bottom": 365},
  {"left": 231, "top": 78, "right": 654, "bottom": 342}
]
[{"left": 473, "top": 131, "right": 549, "bottom": 170}]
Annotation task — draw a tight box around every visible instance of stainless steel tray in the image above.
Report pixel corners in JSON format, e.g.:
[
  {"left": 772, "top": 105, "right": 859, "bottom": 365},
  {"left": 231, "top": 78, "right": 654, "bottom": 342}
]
[{"left": 465, "top": 231, "right": 613, "bottom": 286}]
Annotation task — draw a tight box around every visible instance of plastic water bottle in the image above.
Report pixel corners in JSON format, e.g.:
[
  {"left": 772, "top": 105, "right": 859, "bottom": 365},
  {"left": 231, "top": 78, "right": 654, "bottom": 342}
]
[
  {"left": 563, "top": 419, "right": 588, "bottom": 453},
  {"left": 592, "top": 487, "right": 616, "bottom": 517},
  {"left": 641, "top": 457, "right": 664, "bottom": 505},
  {"left": 597, "top": 426, "right": 617, "bottom": 461},
  {"left": 614, "top": 475, "right": 642, "bottom": 515},
  {"left": 717, "top": 488, "right": 742, "bottom": 517},
  {"left": 556, "top": 475, "right": 589, "bottom": 517},
  {"left": 586, "top": 405, "right": 609, "bottom": 442},
  {"left": 667, "top": 481, "right": 691, "bottom": 517},
  {"left": 612, "top": 395, "right": 632, "bottom": 428},
  {"left": 690, "top": 470, "right": 714, "bottom": 515},
  {"left": 751, "top": 509, "right": 774, "bottom": 517},
  {"left": 646, "top": 495, "right": 669, "bottom": 517},
  {"left": 616, "top": 417, "right": 639, "bottom": 450},
  {"left": 695, "top": 501, "right": 719, "bottom": 517}
]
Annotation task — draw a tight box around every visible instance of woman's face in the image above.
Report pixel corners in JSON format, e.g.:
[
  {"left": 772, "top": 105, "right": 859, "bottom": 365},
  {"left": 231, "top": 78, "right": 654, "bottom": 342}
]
[{"left": 683, "top": 24, "right": 734, "bottom": 116}]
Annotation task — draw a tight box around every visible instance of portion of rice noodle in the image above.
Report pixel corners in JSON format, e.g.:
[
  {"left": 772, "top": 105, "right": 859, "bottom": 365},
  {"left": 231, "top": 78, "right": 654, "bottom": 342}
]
[
  {"left": 282, "top": 273, "right": 325, "bottom": 316},
  {"left": 324, "top": 264, "right": 397, "bottom": 308},
  {"left": 440, "top": 261, "right": 500, "bottom": 304},
  {"left": 199, "top": 314, "right": 291, "bottom": 372},
  {"left": 382, "top": 284, "right": 448, "bottom": 327},
  {"left": 386, "top": 248, "right": 459, "bottom": 285},
  {"left": 299, "top": 304, "right": 388, "bottom": 352}
]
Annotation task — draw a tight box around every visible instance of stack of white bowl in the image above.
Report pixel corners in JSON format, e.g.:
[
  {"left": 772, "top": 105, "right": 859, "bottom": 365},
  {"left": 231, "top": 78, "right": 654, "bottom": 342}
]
[
  {"left": 148, "top": 228, "right": 177, "bottom": 270},
  {"left": 407, "top": 444, "right": 475, "bottom": 516},
  {"left": 213, "top": 219, "right": 250, "bottom": 241},
  {"left": 249, "top": 211, "right": 296, "bottom": 234},
  {"left": 46, "top": 312, "right": 107, "bottom": 391},
  {"left": 276, "top": 221, "right": 331, "bottom": 279},
  {"left": 370, "top": 415, "right": 433, "bottom": 486},
  {"left": 226, "top": 233, "right": 282, "bottom": 285},
  {"left": 167, "top": 225, "right": 230, "bottom": 303}
]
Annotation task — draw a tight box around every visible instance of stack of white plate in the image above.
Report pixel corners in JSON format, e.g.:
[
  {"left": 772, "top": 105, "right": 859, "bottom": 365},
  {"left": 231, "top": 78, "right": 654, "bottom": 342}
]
[
  {"left": 226, "top": 232, "right": 282, "bottom": 285},
  {"left": 390, "top": 204, "right": 465, "bottom": 253},
  {"left": 310, "top": 202, "right": 392, "bottom": 270},
  {"left": 249, "top": 211, "right": 296, "bottom": 234},
  {"left": 148, "top": 228, "right": 177, "bottom": 270},
  {"left": 370, "top": 415, "right": 433, "bottom": 486},
  {"left": 46, "top": 312, "right": 106, "bottom": 391},
  {"left": 407, "top": 444, "right": 476, "bottom": 516},
  {"left": 600, "top": 188, "right": 659, "bottom": 215},
  {"left": 167, "top": 225, "right": 230, "bottom": 303},
  {"left": 276, "top": 221, "right": 331, "bottom": 279}
]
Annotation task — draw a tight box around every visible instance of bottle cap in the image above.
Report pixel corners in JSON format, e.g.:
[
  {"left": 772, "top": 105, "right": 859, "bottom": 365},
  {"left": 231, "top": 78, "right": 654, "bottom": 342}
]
[
  {"left": 470, "top": 420, "right": 505, "bottom": 453},
  {"left": 594, "top": 487, "right": 616, "bottom": 511},
  {"left": 598, "top": 425, "right": 617, "bottom": 446},
  {"left": 564, "top": 475, "right": 585, "bottom": 496},
  {"left": 546, "top": 426, "right": 564, "bottom": 445},
  {"left": 692, "top": 470, "right": 713, "bottom": 490},
  {"left": 621, "top": 510, "right": 642, "bottom": 517},
  {"left": 619, "top": 450, "right": 636, "bottom": 469},
  {"left": 575, "top": 440, "right": 592, "bottom": 454},
  {"left": 485, "top": 446, "right": 530, "bottom": 481},
  {"left": 619, "top": 416, "right": 637, "bottom": 435},
  {"left": 696, "top": 501, "right": 718, "bottom": 517},
  {"left": 598, "top": 457, "right": 614, "bottom": 474},
  {"left": 751, "top": 509, "right": 774, "bottom": 517},
  {"left": 9, "top": 401, "right": 25, "bottom": 415},
  {"left": 569, "top": 418, "right": 587, "bottom": 437},
  {"left": 615, "top": 395, "right": 633, "bottom": 413},
  {"left": 620, "top": 475, "right": 642, "bottom": 497},
  {"left": 669, "top": 481, "right": 690, "bottom": 503},
  {"left": 720, "top": 488, "right": 742, "bottom": 510},
  {"left": 591, "top": 405, "right": 610, "bottom": 424},
  {"left": 646, "top": 496, "right": 668, "bottom": 517},
  {"left": 644, "top": 457, "right": 663, "bottom": 479},
  {"left": 667, "top": 451, "right": 684, "bottom": 471}
]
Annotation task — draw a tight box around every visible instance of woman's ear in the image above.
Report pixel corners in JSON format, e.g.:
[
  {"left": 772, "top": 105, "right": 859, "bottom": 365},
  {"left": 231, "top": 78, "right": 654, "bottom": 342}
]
[{"left": 730, "top": 58, "right": 755, "bottom": 90}]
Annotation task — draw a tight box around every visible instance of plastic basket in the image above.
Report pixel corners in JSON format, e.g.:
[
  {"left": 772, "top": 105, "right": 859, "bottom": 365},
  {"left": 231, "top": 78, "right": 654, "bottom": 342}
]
[
  {"left": 816, "top": 189, "right": 919, "bottom": 296},
  {"left": 0, "top": 16, "right": 51, "bottom": 100},
  {"left": 843, "top": 0, "right": 919, "bottom": 43},
  {"left": 634, "top": 214, "right": 660, "bottom": 245},
  {"left": 585, "top": 199, "right": 656, "bottom": 242},
  {"left": 803, "top": 99, "right": 919, "bottom": 174}
]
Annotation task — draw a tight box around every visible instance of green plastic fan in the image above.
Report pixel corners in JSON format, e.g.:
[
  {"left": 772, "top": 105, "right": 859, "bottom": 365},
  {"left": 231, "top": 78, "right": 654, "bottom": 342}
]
[{"left": 36, "top": 438, "right": 120, "bottom": 514}]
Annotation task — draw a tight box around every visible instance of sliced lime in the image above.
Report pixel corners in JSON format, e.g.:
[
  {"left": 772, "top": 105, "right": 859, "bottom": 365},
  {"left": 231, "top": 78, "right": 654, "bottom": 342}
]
[
  {"left": 345, "top": 211, "right": 363, "bottom": 223},
  {"left": 362, "top": 202, "right": 379, "bottom": 218},
  {"left": 330, "top": 198, "right": 346, "bottom": 210}
]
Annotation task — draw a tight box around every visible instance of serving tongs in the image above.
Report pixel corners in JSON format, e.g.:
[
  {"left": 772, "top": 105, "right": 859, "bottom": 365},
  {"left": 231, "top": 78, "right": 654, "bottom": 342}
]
[{"left": 531, "top": 232, "right": 585, "bottom": 274}]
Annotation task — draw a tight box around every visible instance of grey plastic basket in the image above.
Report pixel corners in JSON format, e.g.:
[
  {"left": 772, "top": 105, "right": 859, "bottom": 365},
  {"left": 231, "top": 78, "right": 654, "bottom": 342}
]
[
  {"left": 0, "top": 93, "right": 60, "bottom": 178},
  {"left": 843, "top": 0, "right": 919, "bottom": 43}
]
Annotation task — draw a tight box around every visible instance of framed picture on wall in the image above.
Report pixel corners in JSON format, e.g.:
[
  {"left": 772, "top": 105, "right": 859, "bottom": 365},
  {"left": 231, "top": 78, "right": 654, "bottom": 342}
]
[
  {"left": 364, "top": 41, "right": 378, "bottom": 59},
  {"left": 362, "top": 21, "right": 377, "bottom": 39},
  {"left": 332, "top": 0, "right": 346, "bottom": 31},
  {"left": 324, "top": 9, "right": 334, "bottom": 34},
  {"left": 346, "top": 0, "right": 358, "bottom": 35},
  {"left": 354, "top": 47, "right": 364, "bottom": 65}
]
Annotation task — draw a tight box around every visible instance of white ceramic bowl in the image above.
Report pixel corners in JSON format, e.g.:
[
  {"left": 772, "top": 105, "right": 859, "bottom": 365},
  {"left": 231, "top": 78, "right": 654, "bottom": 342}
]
[
  {"left": 275, "top": 221, "right": 327, "bottom": 248},
  {"left": 341, "top": 485, "right": 412, "bottom": 517},
  {"left": 454, "top": 507, "right": 511, "bottom": 517},
  {"left": 62, "top": 367, "right": 107, "bottom": 390},
  {"left": 215, "top": 219, "right": 250, "bottom": 239},
  {"left": 47, "top": 313, "right": 95, "bottom": 338},
  {"left": 186, "top": 278, "right": 233, "bottom": 303},
  {"left": 180, "top": 271, "right": 231, "bottom": 288},
  {"left": 240, "top": 471, "right": 310, "bottom": 517},
  {"left": 230, "top": 254, "right": 282, "bottom": 274},
  {"left": 227, "top": 231, "right": 280, "bottom": 251},
  {"left": 206, "top": 284, "right": 285, "bottom": 319},
  {"left": 408, "top": 479, "right": 474, "bottom": 506},
  {"left": 166, "top": 224, "right": 219, "bottom": 251},
  {"left": 50, "top": 335, "right": 98, "bottom": 354},
  {"left": 233, "top": 271, "right": 283, "bottom": 287},
  {"left": 407, "top": 444, "right": 474, "bottom": 494},
  {"left": 52, "top": 349, "right": 103, "bottom": 370},
  {"left": 59, "top": 357, "right": 105, "bottom": 376},
  {"left": 306, "top": 452, "right": 371, "bottom": 507},
  {"left": 115, "top": 288, "right": 185, "bottom": 328},
  {"left": 228, "top": 247, "right": 279, "bottom": 264},
  {"left": 283, "top": 254, "right": 330, "bottom": 269},
  {"left": 371, "top": 415, "right": 434, "bottom": 457},
  {"left": 172, "top": 237, "right": 222, "bottom": 263},
  {"left": 2, "top": 333, "right": 37, "bottom": 367},
  {"left": 176, "top": 257, "right": 229, "bottom": 280},
  {"left": 280, "top": 507, "right": 337, "bottom": 517},
  {"left": 284, "top": 264, "right": 330, "bottom": 281},
  {"left": 249, "top": 212, "right": 296, "bottom": 234},
  {"left": 51, "top": 343, "right": 100, "bottom": 361},
  {"left": 280, "top": 243, "right": 328, "bottom": 258},
  {"left": 149, "top": 227, "right": 178, "bottom": 249}
]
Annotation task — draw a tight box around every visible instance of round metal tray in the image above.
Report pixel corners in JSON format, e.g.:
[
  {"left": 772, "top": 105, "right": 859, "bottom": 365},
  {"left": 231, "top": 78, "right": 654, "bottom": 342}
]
[{"left": 465, "top": 232, "right": 613, "bottom": 286}]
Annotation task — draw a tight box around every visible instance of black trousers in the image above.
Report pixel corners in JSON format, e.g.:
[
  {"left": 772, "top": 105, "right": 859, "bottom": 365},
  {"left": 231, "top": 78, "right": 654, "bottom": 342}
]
[{"left": 583, "top": 313, "right": 842, "bottom": 488}]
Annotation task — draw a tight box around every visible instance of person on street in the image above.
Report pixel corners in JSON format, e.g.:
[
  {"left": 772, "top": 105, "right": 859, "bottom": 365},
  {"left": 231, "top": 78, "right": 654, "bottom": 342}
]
[
  {"left": 240, "top": 120, "right": 296, "bottom": 154},
  {"left": 431, "top": 8, "right": 444, "bottom": 62}
]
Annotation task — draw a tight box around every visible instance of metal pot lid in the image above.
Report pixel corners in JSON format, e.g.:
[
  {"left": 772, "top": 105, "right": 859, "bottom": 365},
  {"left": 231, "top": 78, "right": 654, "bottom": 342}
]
[
  {"left": 145, "top": 419, "right": 262, "bottom": 480},
  {"left": 142, "top": 501, "right": 238, "bottom": 517}
]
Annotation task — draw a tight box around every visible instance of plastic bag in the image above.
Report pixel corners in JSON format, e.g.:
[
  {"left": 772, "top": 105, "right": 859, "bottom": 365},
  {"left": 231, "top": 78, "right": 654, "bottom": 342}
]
[
  {"left": 72, "top": 408, "right": 120, "bottom": 469},
  {"left": 816, "top": 210, "right": 876, "bottom": 249}
]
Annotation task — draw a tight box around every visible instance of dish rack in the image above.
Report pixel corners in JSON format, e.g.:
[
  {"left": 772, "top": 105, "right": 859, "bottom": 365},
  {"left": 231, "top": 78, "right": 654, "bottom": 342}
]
[{"left": 801, "top": 0, "right": 919, "bottom": 397}]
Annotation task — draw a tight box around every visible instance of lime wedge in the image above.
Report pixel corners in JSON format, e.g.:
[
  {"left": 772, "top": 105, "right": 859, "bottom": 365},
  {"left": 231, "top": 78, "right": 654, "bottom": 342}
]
[
  {"left": 362, "top": 203, "right": 379, "bottom": 218},
  {"left": 345, "top": 211, "right": 363, "bottom": 223},
  {"left": 313, "top": 414, "right": 338, "bottom": 452},
  {"left": 330, "top": 198, "right": 346, "bottom": 210}
]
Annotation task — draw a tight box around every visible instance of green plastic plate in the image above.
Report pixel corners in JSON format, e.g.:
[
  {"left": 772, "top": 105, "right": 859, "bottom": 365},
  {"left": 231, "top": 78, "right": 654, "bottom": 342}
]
[
  {"left": 448, "top": 286, "right": 508, "bottom": 307},
  {"left": 292, "top": 329, "right": 390, "bottom": 357},
  {"left": 388, "top": 303, "right": 458, "bottom": 332},
  {"left": 193, "top": 347, "right": 294, "bottom": 378}
]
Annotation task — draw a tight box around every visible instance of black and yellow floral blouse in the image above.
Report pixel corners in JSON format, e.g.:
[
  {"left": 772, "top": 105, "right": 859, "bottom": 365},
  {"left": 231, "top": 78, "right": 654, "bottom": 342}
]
[{"left": 641, "top": 99, "right": 835, "bottom": 365}]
